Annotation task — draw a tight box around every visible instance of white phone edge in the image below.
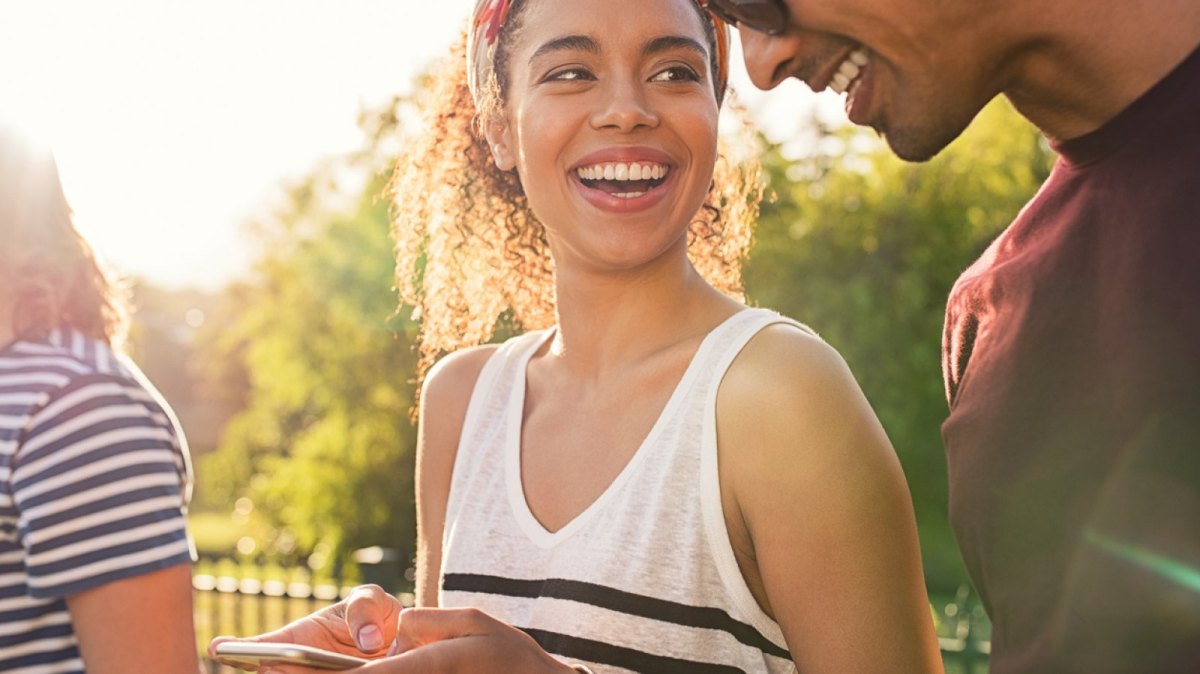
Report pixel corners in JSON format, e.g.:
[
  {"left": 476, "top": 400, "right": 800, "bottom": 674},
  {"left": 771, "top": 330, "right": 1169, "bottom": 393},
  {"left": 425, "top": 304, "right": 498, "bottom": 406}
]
[{"left": 214, "top": 641, "right": 368, "bottom": 670}]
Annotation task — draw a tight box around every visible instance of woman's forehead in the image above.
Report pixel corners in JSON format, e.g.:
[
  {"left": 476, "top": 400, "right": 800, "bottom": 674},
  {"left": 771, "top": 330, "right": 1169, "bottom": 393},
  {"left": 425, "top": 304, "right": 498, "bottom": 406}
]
[{"left": 514, "top": 0, "right": 709, "bottom": 54}]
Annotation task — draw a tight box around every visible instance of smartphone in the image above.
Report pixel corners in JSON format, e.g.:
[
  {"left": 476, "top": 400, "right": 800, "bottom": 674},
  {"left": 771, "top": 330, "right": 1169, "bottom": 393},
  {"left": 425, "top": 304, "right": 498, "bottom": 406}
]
[{"left": 214, "top": 641, "right": 368, "bottom": 670}]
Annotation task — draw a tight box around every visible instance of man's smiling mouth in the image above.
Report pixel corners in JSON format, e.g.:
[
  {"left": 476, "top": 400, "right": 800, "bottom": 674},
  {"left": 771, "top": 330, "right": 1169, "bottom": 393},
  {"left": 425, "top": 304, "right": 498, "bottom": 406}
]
[{"left": 829, "top": 47, "right": 870, "bottom": 96}]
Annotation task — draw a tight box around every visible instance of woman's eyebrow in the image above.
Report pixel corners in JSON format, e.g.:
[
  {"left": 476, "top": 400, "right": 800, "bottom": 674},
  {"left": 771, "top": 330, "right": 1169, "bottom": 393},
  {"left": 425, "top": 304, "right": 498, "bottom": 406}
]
[
  {"left": 530, "top": 35, "right": 601, "bottom": 63},
  {"left": 643, "top": 35, "right": 708, "bottom": 59}
]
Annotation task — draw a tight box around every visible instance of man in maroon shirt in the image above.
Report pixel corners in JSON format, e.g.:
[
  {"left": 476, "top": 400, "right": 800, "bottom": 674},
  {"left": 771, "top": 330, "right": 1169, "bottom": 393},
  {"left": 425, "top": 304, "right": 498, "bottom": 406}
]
[{"left": 707, "top": 0, "right": 1200, "bottom": 671}]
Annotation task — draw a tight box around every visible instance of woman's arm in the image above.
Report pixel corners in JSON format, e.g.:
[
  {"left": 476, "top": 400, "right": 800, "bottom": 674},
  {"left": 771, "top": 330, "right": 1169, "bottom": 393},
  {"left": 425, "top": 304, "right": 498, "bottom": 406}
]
[
  {"left": 717, "top": 325, "right": 943, "bottom": 674},
  {"left": 414, "top": 345, "right": 499, "bottom": 607},
  {"left": 68, "top": 563, "right": 199, "bottom": 673}
]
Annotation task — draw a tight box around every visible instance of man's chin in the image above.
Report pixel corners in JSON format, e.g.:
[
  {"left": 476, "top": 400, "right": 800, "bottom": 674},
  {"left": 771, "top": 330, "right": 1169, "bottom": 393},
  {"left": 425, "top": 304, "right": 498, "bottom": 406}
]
[
  {"left": 880, "top": 120, "right": 969, "bottom": 163},
  {"left": 883, "top": 131, "right": 951, "bottom": 163}
]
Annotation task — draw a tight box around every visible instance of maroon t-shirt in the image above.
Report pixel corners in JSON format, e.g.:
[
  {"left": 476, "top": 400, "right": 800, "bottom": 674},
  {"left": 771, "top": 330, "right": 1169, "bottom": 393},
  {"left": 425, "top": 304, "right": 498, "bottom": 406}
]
[{"left": 942, "top": 46, "right": 1200, "bottom": 673}]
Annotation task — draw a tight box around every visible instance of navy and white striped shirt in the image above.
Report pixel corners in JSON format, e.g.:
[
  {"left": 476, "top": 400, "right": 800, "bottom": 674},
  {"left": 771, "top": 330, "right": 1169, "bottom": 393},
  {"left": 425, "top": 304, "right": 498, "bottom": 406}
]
[{"left": 0, "top": 329, "right": 193, "bottom": 673}]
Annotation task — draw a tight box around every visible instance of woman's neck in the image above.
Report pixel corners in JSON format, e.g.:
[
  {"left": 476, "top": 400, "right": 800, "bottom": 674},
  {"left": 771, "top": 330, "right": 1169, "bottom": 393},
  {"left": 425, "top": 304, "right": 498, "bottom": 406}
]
[{"left": 547, "top": 254, "right": 741, "bottom": 382}]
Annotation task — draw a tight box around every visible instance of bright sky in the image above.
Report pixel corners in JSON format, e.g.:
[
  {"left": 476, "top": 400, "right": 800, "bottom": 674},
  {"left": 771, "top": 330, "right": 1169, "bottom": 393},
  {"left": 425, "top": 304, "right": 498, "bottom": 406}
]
[{"left": 1, "top": 1, "right": 829, "bottom": 291}]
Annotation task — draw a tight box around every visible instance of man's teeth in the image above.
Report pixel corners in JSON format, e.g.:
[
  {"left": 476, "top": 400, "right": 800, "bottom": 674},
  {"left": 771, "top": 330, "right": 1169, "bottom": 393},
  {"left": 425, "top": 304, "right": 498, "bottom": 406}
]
[
  {"left": 829, "top": 48, "right": 869, "bottom": 95},
  {"left": 576, "top": 162, "right": 669, "bottom": 182}
]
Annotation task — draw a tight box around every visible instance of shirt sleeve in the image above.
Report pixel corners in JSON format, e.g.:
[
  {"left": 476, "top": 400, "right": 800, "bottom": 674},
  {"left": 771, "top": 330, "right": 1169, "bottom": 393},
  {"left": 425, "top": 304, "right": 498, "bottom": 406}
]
[{"left": 12, "top": 373, "right": 193, "bottom": 599}]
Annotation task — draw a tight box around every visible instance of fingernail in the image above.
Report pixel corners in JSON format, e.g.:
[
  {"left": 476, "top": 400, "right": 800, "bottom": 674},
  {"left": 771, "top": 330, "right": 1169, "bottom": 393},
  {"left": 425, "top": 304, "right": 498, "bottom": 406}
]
[
  {"left": 386, "top": 639, "right": 401, "bottom": 657},
  {"left": 357, "top": 624, "right": 384, "bottom": 652}
]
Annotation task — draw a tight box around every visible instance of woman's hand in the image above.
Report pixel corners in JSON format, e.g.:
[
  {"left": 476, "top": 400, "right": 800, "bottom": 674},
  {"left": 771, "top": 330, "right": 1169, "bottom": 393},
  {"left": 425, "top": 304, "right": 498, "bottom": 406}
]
[
  {"left": 235, "top": 607, "right": 578, "bottom": 674},
  {"left": 208, "top": 584, "right": 402, "bottom": 670},
  {"left": 369, "top": 607, "right": 575, "bottom": 673}
]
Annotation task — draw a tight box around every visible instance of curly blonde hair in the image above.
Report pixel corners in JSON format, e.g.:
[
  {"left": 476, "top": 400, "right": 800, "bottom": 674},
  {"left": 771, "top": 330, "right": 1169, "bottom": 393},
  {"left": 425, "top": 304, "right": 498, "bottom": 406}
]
[
  {"left": 0, "top": 123, "right": 128, "bottom": 348},
  {"left": 392, "top": 7, "right": 762, "bottom": 379}
]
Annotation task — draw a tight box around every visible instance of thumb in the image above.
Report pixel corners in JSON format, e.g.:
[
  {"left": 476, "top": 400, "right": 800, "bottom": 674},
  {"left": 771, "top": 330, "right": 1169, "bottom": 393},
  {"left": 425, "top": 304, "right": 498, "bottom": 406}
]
[
  {"left": 342, "top": 585, "right": 403, "bottom": 655},
  {"left": 391, "top": 607, "right": 494, "bottom": 654}
]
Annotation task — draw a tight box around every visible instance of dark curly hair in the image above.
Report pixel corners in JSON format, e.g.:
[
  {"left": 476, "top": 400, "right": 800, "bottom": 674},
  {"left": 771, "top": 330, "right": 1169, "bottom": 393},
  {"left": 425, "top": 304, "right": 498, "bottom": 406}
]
[{"left": 391, "top": 0, "right": 762, "bottom": 378}]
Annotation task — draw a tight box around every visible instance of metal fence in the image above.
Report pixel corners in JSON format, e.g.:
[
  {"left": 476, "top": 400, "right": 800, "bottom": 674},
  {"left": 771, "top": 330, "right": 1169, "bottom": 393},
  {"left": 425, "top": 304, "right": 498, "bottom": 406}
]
[
  {"left": 194, "top": 556, "right": 990, "bottom": 672},
  {"left": 930, "top": 583, "right": 991, "bottom": 673}
]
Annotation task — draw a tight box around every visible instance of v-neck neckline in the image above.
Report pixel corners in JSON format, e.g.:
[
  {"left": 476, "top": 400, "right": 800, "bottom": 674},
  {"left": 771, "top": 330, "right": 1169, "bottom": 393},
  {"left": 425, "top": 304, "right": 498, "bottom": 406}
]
[{"left": 504, "top": 309, "right": 749, "bottom": 548}]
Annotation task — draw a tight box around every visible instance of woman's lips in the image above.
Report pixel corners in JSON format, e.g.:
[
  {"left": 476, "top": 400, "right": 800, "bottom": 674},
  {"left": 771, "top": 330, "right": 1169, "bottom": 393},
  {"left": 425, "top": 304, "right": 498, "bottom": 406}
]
[{"left": 570, "top": 162, "right": 676, "bottom": 213}]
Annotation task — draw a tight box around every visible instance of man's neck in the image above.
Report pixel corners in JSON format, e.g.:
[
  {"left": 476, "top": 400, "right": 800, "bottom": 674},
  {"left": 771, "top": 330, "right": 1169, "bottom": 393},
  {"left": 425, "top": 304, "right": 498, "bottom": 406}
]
[{"left": 1002, "top": 0, "right": 1200, "bottom": 141}]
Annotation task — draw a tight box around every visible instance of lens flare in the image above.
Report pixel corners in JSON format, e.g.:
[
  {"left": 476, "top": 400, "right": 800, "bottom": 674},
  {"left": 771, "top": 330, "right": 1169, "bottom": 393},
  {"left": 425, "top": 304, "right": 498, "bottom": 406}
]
[{"left": 1086, "top": 530, "right": 1200, "bottom": 593}]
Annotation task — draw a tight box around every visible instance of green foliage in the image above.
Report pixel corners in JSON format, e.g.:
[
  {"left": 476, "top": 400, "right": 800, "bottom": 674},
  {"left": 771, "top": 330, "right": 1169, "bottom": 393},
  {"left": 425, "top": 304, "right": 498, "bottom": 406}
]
[
  {"left": 197, "top": 138, "right": 419, "bottom": 571},
  {"left": 744, "top": 100, "right": 1053, "bottom": 585},
  {"left": 197, "top": 91, "right": 1053, "bottom": 592}
]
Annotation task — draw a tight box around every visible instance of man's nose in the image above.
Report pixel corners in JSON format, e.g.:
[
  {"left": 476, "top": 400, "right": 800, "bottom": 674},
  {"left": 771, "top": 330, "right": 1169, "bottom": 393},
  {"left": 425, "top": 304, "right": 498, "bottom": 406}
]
[{"left": 739, "top": 26, "right": 804, "bottom": 90}]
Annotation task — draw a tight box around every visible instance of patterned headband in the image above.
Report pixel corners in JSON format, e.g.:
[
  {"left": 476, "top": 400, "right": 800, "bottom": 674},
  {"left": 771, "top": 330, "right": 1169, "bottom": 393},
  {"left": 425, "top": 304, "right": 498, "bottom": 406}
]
[{"left": 466, "top": 0, "right": 731, "bottom": 109}]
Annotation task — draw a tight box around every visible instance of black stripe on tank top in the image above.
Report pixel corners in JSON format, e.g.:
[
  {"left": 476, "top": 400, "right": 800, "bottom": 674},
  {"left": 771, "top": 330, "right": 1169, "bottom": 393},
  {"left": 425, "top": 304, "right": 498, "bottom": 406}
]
[
  {"left": 522, "top": 627, "right": 746, "bottom": 674},
  {"left": 442, "top": 573, "right": 791, "bottom": 661}
]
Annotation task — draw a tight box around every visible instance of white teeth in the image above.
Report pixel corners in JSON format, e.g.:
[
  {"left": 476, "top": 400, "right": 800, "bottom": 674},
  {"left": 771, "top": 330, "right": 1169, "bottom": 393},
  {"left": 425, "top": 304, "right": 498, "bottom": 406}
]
[
  {"left": 829, "top": 48, "right": 870, "bottom": 95},
  {"left": 575, "top": 162, "right": 670, "bottom": 183}
]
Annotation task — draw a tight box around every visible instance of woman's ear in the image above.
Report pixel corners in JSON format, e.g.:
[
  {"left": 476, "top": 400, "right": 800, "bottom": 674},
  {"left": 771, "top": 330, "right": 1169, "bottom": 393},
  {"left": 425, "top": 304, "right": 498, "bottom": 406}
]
[{"left": 483, "top": 115, "right": 516, "bottom": 171}]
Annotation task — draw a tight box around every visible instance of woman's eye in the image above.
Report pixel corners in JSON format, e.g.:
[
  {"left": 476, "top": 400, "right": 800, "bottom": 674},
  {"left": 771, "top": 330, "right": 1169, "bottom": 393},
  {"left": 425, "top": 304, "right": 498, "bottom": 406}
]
[
  {"left": 546, "top": 68, "right": 594, "bottom": 82},
  {"left": 651, "top": 66, "right": 701, "bottom": 83}
]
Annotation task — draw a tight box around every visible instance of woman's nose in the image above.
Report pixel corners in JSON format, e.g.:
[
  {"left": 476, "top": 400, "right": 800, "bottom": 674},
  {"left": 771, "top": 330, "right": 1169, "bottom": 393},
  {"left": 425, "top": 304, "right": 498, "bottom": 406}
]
[{"left": 589, "top": 80, "right": 660, "bottom": 132}]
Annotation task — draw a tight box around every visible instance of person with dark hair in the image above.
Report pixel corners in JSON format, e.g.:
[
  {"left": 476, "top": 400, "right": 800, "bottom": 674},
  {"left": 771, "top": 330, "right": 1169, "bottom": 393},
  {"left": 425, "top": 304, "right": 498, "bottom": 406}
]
[
  {"left": 0, "top": 122, "right": 198, "bottom": 673},
  {"left": 706, "top": 0, "right": 1200, "bottom": 671},
  {"left": 211, "top": 0, "right": 943, "bottom": 672}
]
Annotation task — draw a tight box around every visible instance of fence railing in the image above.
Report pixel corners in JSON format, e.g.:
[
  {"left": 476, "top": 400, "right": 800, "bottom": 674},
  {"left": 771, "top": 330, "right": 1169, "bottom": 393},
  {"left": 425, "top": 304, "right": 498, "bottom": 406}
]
[
  {"left": 194, "top": 556, "right": 990, "bottom": 672},
  {"left": 930, "top": 583, "right": 991, "bottom": 673}
]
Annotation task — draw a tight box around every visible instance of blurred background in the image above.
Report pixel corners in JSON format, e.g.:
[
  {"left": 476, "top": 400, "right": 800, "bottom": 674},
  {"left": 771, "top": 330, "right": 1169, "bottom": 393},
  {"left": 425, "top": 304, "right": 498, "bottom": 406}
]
[{"left": 3, "top": 1, "right": 1052, "bottom": 668}]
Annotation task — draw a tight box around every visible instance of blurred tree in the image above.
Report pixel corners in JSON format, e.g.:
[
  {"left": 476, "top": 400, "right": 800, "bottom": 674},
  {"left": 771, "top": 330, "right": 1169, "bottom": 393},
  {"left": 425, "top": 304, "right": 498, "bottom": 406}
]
[
  {"left": 198, "top": 84, "right": 1052, "bottom": 592},
  {"left": 744, "top": 99, "right": 1054, "bottom": 585},
  {"left": 197, "top": 101, "right": 420, "bottom": 571}
]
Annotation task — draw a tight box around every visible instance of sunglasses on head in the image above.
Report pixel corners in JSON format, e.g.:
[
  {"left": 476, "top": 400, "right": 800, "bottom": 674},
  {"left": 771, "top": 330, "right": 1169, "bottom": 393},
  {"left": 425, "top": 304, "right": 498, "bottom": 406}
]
[{"left": 702, "top": 0, "right": 789, "bottom": 35}]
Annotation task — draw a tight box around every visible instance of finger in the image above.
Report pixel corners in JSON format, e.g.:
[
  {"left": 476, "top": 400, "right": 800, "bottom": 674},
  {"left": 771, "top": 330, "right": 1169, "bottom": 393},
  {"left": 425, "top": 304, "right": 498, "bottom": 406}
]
[
  {"left": 208, "top": 601, "right": 358, "bottom": 667},
  {"left": 207, "top": 636, "right": 257, "bottom": 670},
  {"left": 392, "top": 607, "right": 494, "bottom": 654},
  {"left": 254, "top": 665, "right": 372, "bottom": 674},
  {"left": 358, "top": 637, "right": 462, "bottom": 673},
  {"left": 254, "top": 665, "right": 355, "bottom": 674},
  {"left": 342, "top": 584, "right": 404, "bottom": 655}
]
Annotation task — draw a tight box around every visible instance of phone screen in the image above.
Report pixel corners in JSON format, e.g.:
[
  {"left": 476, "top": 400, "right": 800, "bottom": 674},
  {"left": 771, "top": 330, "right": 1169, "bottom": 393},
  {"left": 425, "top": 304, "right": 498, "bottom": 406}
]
[{"left": 214, "top": 641, "right": 368, "bottom": 670}]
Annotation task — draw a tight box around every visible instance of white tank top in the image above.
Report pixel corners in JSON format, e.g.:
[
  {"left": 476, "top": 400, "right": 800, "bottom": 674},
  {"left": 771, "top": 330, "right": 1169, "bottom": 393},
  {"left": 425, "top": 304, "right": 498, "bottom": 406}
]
[{"left": 440, "top": 308, "right": 810, "bottom": 673}]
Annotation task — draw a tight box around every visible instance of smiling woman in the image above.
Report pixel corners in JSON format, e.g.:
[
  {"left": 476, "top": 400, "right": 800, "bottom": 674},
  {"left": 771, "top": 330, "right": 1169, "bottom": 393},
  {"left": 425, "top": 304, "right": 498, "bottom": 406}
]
[
  {"left": 210, "top": 0, "right": 944, "bottom": 672},
  {"left": 391, "top": 0, "right": 760, "bottom": 377}
]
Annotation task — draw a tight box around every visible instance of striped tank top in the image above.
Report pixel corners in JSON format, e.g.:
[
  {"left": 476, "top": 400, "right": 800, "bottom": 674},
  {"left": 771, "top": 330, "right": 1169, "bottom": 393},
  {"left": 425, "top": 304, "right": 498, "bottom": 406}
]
[{"left": 439, "top": 308, "right": 806, "bottom": 673}]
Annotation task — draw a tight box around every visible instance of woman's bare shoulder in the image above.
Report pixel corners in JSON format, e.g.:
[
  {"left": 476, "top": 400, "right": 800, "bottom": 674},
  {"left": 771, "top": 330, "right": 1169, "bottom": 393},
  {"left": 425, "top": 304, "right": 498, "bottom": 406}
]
[
  {"left": 423, "top": 344, "right": 502, "bottom": 412},
  {"left": 717, "top": 320, "right": 896, "bottom": 484},
  {"left": 721, "top": 322, "right": 856, "bottom": 413}
]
